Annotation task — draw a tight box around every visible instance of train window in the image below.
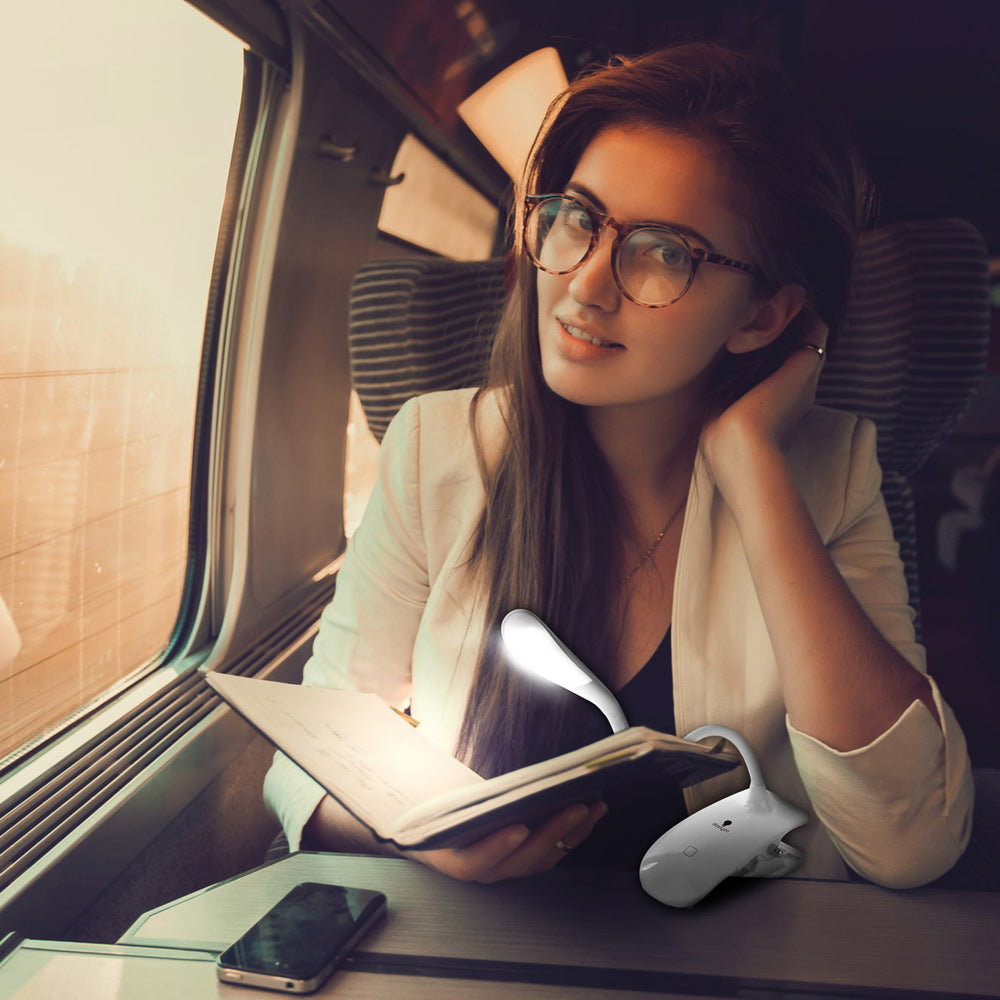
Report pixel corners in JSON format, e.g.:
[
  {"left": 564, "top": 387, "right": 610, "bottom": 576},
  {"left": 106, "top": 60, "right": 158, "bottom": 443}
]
[{"left": 0, "top": 0, "right": 245, "bottom": 760}]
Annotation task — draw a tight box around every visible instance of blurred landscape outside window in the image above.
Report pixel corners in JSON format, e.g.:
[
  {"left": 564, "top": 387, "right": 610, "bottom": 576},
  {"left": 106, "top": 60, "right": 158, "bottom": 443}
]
[{"left": 0, "top": 1, "right": 244, "bottom": 760}]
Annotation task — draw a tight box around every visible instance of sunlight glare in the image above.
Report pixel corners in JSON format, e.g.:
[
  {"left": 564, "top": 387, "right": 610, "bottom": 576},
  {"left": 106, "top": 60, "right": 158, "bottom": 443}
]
[{"left": 0, "top": 0, "right": 246, "bottom": 334}]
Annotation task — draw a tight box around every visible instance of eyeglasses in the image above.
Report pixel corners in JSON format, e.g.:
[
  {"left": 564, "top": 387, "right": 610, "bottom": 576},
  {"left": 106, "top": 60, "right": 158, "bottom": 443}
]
[{"left": 523, "top": 194, "right": 757, "bottom": 308}]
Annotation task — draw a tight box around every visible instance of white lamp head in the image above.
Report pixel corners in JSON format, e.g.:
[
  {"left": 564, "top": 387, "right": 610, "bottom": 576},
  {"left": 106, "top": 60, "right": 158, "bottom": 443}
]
[
  {"left": 500, "top": 609, "right": 628, "bottom": 733},
  {"left": 501, "top": 608, "right": 591, "bottom": 689}
]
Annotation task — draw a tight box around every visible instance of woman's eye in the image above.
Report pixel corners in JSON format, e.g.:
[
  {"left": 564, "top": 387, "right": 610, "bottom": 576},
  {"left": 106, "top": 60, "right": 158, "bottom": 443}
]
[
  {"left": 649, "top": 238, "right": 687, "bottom": 268},
  {"left": 558, "top": 203, "right": 594, "bottom": 232}
]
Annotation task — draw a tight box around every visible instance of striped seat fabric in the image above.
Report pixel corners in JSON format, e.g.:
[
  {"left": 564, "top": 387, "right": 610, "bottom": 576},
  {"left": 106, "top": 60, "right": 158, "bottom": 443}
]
[
  {"left": 347, "top": 219, "right": 990, "bottom": 626},
  {"left": 817, "top": 218, "right": 990, "bottom": 628},
  {"left": 348, "top": 257, "right": 507, "bottom": 441}
]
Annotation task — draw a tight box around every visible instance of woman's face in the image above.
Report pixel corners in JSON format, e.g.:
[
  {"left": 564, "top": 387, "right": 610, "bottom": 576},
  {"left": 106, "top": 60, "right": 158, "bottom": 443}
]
[{"left": 535, "top": 125, "right": 766, "bottom": 414}]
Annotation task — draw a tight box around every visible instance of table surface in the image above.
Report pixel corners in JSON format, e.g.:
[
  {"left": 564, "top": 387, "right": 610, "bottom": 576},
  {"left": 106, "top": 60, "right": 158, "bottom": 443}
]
[
  {"left": 119, "top": 852, "right": 1000, "bottom": 999},
  {"left": 1, "top": 940, "right": 719, "bottom": 1000}
]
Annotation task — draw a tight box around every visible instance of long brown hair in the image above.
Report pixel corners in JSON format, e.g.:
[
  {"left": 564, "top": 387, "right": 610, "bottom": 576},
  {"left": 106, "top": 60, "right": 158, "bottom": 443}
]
[{"left": 456, "top": 42, "right": 874, "bottom": 776}]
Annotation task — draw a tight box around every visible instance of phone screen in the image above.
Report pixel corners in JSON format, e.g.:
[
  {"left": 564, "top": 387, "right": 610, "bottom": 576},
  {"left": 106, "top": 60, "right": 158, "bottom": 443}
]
[{"left": 217, "top": 882, "right": 386, "bottom": 990}]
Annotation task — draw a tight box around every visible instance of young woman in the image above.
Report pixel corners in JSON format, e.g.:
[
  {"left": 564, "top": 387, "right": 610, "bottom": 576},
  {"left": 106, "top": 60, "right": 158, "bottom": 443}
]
[{"left": 265, "top": 42, "right": 973, "bottom": 887}]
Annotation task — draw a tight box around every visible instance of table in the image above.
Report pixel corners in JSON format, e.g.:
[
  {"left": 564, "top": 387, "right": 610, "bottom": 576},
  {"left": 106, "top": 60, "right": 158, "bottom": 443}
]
[
  {"left": 117, "top": 851, "right": 999, "bottom": 999},
  {"left": 2, "top": 939, "right": 705, "bottom": 1000}
]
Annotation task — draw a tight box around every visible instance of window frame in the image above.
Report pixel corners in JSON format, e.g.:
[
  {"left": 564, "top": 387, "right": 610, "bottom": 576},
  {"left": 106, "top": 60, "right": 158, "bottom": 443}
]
[
  {"left": 0, "top": 7, "right": 296, "bottom": 936},
  {"left": 0, "top": 0, "right": 505, "bottom": 940}
]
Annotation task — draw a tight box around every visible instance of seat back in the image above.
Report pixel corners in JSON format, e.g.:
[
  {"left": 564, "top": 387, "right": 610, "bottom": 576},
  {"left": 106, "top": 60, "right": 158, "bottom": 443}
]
[
  {"left": 347, "top": 219, "right": 990, "bottom": 627},
  {"left": 348, "top": 257, "right": 506, "bottom": 442},
  {"left": 817, "top": 218, "right": 990, "bottom": 626}
]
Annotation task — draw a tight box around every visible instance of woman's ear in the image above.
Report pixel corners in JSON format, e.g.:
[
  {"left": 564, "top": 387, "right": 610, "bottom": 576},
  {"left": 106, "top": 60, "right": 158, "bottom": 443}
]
[{"left": 726, "top": 284, "right": 806, "bottom": 355}]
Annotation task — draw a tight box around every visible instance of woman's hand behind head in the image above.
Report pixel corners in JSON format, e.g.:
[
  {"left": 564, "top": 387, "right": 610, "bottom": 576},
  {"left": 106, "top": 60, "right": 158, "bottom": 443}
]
[{"left": 700, "top": 310, "right": 829, "bottom": 500}]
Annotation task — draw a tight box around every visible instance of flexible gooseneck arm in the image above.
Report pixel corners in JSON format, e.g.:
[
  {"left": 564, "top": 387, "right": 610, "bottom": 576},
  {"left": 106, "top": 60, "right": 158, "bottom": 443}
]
[
  {"left": 684, "top": 724, "right": 764, "bottom": 787},
  {"left": 684, "top": 723, "right": 774, "bottom": 813}
]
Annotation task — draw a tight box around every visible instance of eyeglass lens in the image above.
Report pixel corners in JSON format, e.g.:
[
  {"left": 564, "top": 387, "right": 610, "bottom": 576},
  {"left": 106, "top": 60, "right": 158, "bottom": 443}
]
[{"left": 525, "top": 196, "right": 693, "bottom": 307}]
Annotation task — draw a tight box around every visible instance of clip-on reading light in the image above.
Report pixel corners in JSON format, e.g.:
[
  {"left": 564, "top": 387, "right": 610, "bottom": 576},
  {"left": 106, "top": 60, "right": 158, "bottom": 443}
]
[{"left": 500, "top": 609, "right": 807, "bottom": 907}]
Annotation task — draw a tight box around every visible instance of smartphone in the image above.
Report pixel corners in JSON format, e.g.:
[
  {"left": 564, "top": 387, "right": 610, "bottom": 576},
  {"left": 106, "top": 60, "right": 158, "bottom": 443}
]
[{"left": 216, "top": 882, "right": 387, "bottom": 994}]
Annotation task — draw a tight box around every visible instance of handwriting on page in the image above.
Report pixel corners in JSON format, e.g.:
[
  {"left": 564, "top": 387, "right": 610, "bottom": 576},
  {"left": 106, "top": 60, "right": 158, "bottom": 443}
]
[{"left": 208, "top": 673, "right": 481, "bottom": 835}]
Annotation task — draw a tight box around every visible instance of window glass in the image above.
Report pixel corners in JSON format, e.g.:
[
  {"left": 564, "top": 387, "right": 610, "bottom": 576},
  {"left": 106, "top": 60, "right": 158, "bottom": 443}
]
[{"left": 0, "top": 1, "right": 245, "bottom": 759}]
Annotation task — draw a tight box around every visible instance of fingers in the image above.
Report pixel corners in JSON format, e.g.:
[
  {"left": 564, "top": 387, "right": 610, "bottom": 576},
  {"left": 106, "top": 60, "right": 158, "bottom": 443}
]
[
  {"left": 410, "top": 802, "right": 608, "bottom": 884},
  {"left": 796, "top": 310, "right": 829, "bottom": 363},
  {"left": 490, "top": 802, "right": 605, "bottom": 880},
  {"left": 796, "top": 342, "right": 826, "bottom": 364},
  {"left": 701, "top": 308, "right": 829, "bottom": 491},
  {"left": 796, "top": 306, "right": 828, "bottom": 343},
  {"left": 408, "top": 824, "right": 531, "bottom": 882},
  {"left": 517, "top": 800, "right": 609, "bottom": 877},
  {"left": 778, "top": 311, "right": 827, "bottom": 402}
]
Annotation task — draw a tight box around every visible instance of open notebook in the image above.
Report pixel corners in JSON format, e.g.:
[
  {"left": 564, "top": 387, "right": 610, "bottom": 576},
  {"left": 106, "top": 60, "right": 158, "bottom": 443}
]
[{"left": 207, "top": 672, "right": 740, "bottom": 850}]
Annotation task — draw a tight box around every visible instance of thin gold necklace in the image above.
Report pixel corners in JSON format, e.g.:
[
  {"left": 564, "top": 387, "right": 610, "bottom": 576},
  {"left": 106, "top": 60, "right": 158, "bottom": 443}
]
[{"left": 624, "top": 496, "right": 687, "bottom": 584}]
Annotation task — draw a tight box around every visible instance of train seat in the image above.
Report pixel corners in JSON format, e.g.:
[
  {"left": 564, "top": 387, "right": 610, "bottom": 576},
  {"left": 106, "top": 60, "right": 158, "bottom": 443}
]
[{"left": 348, "top": 218, "right": 990, "bottom": 631}]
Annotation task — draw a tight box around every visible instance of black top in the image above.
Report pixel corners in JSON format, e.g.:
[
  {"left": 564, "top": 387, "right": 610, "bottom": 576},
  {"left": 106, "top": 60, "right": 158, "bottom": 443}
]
[{"left": 562, "top": 626, "right": 689, "bottom": 870}]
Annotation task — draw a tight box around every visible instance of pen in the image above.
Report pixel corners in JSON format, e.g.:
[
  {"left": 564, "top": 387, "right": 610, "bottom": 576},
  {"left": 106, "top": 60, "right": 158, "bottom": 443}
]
[
  {"left": 585, "top": 750, "right": 636, "bottom": 770},
  {"left": 390, "top": 705, "right": 420, "bottom": 728}
]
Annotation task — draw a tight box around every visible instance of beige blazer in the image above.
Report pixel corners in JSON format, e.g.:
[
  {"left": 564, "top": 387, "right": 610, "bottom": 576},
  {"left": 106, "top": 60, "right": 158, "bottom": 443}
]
[{"left": 265, "top": 387, "right": 973, "bottom": 885}]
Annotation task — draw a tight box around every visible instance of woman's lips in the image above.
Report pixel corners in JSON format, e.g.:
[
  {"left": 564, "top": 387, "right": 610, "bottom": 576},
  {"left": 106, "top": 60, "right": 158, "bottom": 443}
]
[{"left": 558, "top": 319, "right": 624, "bottom": 350}]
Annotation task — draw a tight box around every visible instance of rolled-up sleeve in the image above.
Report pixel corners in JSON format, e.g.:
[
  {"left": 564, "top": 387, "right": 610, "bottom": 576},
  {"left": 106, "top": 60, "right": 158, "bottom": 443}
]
[
  {"left": 789, "top": 416, "right": 974, "bottom": 887},
  {"left": 788, "top": 676, "right": 973, "bottom": 887},
  {"left": 262, "top": 397, "right": 429, "bottom": 850}
]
